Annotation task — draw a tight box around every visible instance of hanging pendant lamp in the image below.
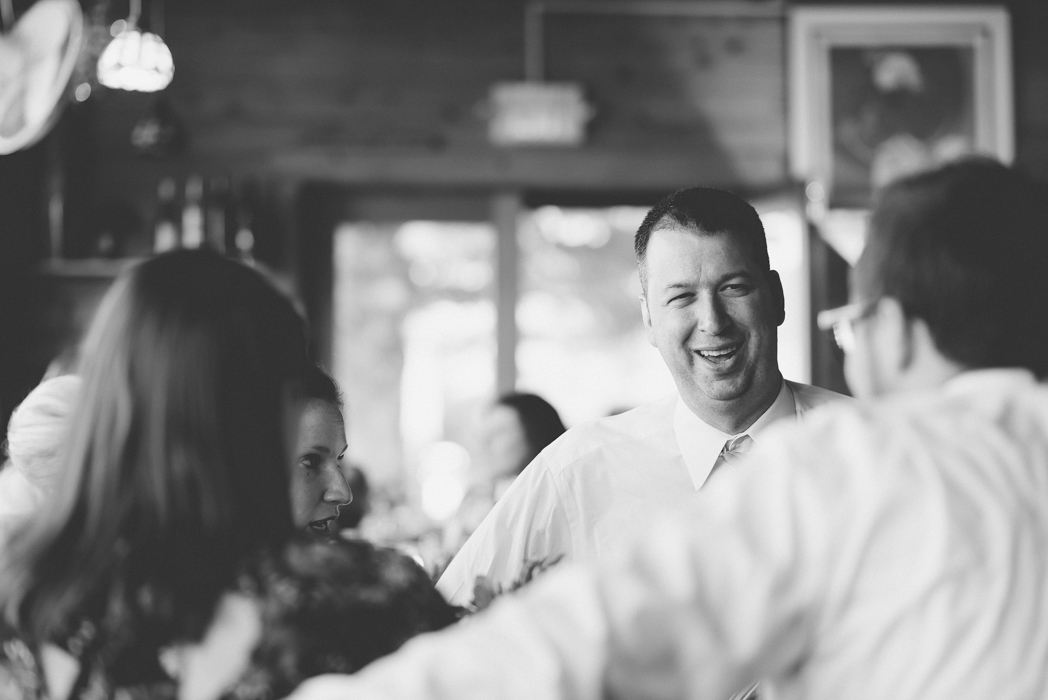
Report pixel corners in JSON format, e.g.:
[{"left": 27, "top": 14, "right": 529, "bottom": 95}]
[{"left": 96, "top": 0, "right": 173, "bottom": 92}]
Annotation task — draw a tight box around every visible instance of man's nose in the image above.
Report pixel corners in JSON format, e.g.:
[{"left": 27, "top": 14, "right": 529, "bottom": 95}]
[
  {"left": 694, "top": 292, "right": 730, "bottom": 335},
  {"left": 323, "top": 466, "right": 353, "bottom": 505}
]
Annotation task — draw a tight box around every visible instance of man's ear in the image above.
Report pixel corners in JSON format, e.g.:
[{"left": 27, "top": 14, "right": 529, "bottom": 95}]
[
  {"left": 640, "top": 295, "right": 656, "bottom": 347},
  {"left": 766, "top": 269, "right": 786, "bottom": 327}
]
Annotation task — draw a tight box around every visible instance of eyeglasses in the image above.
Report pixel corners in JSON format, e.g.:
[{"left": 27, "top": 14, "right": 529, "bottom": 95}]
[{"left": 816, "top": 301, "right": 878, "bottom": 353}]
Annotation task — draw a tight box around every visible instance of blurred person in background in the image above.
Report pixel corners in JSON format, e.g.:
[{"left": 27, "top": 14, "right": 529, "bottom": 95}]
[
  {"left": 0, "top": 375, "right": 80, "bottom": 538},
  {"left": 291, "top": 364, "right": 352, "bottom": 537},
  {"left": 289, "top": 158, "right": 1048, "bottom": 700},
  {"left": 437, "top": 188, "right": 847, "bottom": 610},
  {"left": 0, "top": 250, "right": 457, "bottom": 700},
  {"left": 481, "top": 393, "right": 567, "bottom": 491},
  {"left": 443, "top": 393, "right": 566, "bottom": 553}
]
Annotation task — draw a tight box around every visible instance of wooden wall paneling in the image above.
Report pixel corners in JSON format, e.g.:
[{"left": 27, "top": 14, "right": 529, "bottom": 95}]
[
  {"left": 89, "top": 0, "right": 796, "bottom": 222},
  {"left": 543, "top": 11, "right": 787, "bottom": 185},
  {"left": 1011, "top": 0, "right": 1048, "bottom": 180}
]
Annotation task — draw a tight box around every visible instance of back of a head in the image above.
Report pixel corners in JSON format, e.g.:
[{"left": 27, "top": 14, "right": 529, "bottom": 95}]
[
  {"left": 1, "top": 250, "right": 311, "bottom": 645},
  {"left": 496, "top": 393, "right": 566, "bottom": 466},
  {"left": 856, "top": 158, "right": 1048, "bottom": 376},
  {"left": 634, "top": 187, "right": 769, "bottom": 287}
]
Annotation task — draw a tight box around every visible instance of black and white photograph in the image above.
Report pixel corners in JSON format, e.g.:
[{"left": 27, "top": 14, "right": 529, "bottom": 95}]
[{"left": 1, "top": 1, "right": 1048, "bottom": 699}]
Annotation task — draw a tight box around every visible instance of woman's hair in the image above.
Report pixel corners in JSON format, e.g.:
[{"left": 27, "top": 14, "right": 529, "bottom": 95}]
[
  {"left": 496, "top": 393, "right": 566, "bottom": 472},
  {"left": 301, "top": 363, "right": 343, "bottom": 410},
  {"left": 0, "top": 250, "right": 311, "bottom": 650}
]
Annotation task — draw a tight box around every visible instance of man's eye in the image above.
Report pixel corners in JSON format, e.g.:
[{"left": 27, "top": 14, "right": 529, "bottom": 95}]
[
  {"left": 667, "top": 293, "right": 692, "bottom": 305},
  {"left": 721, "top": 284, "right": 752, "bottom": 295},
  {"left": 299, "top": 455, "right": 320, "bottom": 470}
]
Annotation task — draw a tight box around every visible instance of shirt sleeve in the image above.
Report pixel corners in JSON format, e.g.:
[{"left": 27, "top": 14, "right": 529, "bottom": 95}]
[
  {"left": 286, "top": 428, "right": 839, "bottom": 700},
  {"left": 436, "top": 455, "right": 574, "bottom": 607}
]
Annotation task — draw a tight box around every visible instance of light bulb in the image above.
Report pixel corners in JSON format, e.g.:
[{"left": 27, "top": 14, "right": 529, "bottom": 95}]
[{"left": 97, "top": 28, "right": 174, "bottom": 92}]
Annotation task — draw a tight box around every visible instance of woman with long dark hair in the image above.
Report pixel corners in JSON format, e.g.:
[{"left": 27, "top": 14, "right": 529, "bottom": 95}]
[
  {"left": 0, "top": 250, "right": 307, "bottom": 696},
  {"left": 0, "top": 250, "right": 460, "bottom": 700}
]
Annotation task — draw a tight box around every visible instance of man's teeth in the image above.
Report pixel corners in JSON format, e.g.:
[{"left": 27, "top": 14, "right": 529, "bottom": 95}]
[{"left": 699, "top": 346, "right": 736, "bottom": 358}]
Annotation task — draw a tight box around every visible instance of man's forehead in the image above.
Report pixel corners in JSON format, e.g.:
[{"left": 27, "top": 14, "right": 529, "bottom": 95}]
[{"left": 648, "top": 224, "right": 758, "bottom": 264}]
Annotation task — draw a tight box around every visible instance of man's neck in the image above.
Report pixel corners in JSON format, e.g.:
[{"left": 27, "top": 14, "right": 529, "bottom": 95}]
[{"left": 683, "top": 375, "right": 784, "bottom": 435}]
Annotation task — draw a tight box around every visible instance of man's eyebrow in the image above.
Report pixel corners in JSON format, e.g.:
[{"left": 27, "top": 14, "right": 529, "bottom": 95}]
[
  {"left": 659, "top": 271, "right": 756, "bottom": 290},
  {"left": 306, "top": 445, "right": 331, "bottom": 454},
  {"left": 716, "top": 270, "right": 756, "bottom": 284}
]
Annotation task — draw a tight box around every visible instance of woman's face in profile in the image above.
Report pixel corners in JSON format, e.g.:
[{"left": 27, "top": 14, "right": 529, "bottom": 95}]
[
  {"left": 289, "top": 400, "right": 352, "bottom": 535},
  {"left": 481, "top": 404, "right": 530, "bottom": 478}
]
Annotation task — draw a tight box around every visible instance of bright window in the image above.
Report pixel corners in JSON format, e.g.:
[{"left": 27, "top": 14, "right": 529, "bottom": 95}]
[{"left": 330, "top": 200, "right": 810, "bottom": 523}]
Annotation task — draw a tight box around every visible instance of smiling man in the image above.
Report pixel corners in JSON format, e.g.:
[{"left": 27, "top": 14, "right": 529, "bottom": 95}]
[{"left": 437, "top": 188, "right": 846, "bottom": 609}]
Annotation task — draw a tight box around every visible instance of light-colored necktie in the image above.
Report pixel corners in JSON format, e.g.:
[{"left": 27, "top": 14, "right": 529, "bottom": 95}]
[
  {"left": 712, "top": 436, "right": 760, "bottom": 700},
  {"left": 709, "top": 433, "right": 754, "bottom": 480},
  {"left": 728, "top": 680, "right": 761, "bottom": 700}
]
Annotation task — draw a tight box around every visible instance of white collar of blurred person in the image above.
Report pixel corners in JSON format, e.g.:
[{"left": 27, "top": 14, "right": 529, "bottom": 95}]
[{"left": 674, "top": 378, "right": 794, "bottom": 490}]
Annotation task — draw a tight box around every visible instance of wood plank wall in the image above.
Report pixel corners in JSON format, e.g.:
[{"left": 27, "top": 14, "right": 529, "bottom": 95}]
[
  {"left": 74, "top": 0, "right": 1048, "bottom": 253},
  {"left": 3, "top": 0, "right": 1048, "bottom": 418}
]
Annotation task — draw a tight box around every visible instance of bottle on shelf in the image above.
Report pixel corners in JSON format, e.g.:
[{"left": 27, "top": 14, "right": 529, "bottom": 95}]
[
  {"left": 181, "top": 175, "right": 205, "bottom": 249},
  {"left": 153, "top": 177, "right": 180, "bottom": 253},
  {"left": 206, "top": 175, "right": 232, "bottom": 254},
  {"left": 233, "top": 178, "right": 256, "bottom": 263}
]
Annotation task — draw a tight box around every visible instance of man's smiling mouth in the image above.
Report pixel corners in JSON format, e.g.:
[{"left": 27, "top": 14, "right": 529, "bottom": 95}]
[{"left": 695, "top": 343, "right": 741, "bottom": 363}]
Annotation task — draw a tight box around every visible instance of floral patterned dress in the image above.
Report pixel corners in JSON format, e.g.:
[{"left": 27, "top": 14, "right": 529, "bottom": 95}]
[{"left": 0, "top": 537, "right": 462, "bottom": 700}]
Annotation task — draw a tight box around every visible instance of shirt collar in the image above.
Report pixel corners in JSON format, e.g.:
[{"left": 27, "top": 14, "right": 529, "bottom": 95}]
[
  {"left": 942, "top": 368, "right": 1037, "bottom": 397},
  {"left": 673, "top": 379, "right": 796, "bottom": 490}
]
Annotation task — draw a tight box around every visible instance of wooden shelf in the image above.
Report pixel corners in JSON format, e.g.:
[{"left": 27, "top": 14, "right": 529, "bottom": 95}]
[{"left": 35, "top": 258, "right": 145, "bottom": 279}]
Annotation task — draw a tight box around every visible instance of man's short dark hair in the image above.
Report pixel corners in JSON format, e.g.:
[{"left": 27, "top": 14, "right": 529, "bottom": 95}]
[
  {"left": 856, "top": 157, "right": 1048, "bottom": 376},
  {"left": 634, "top": 187, "right": 769, "bottom": 289}
]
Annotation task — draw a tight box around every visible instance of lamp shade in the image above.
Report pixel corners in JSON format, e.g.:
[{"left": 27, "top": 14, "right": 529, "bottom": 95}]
[{"left": 97, "top": 27, "right": 173, "bottom": 92}]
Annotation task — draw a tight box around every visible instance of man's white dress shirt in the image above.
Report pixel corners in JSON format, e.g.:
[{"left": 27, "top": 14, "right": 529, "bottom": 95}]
[
  {"left": 437, "top": 379, "right": 844, "bottom": 605},
  {"left": 291, "top": 368, "right": 1048, "bottom": 700}
]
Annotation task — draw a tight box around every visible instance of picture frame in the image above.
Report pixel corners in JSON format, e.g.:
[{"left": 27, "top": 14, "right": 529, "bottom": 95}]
[{"left": 788, "top": 6, "right": 1013, "bottom": 210}]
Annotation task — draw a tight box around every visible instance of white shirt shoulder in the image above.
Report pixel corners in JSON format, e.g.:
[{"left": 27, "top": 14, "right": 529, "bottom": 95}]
[{"left": 436, "top": 396, "right": 678, "bottom": 606}]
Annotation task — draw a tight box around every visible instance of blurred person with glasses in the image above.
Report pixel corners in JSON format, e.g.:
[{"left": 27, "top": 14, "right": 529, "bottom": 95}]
[{"left": 288, "top": 158, "right": 1048, "bottom": 700}]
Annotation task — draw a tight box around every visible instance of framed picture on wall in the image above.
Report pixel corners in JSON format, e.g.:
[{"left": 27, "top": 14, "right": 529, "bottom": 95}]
[{"left": 788, "top": 6, "right": 1013, "bottom": 210}]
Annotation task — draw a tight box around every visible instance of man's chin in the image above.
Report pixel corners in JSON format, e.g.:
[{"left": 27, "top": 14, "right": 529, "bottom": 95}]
[{"left": 689, "top": 374, "right": 752, "bottom": 403}]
